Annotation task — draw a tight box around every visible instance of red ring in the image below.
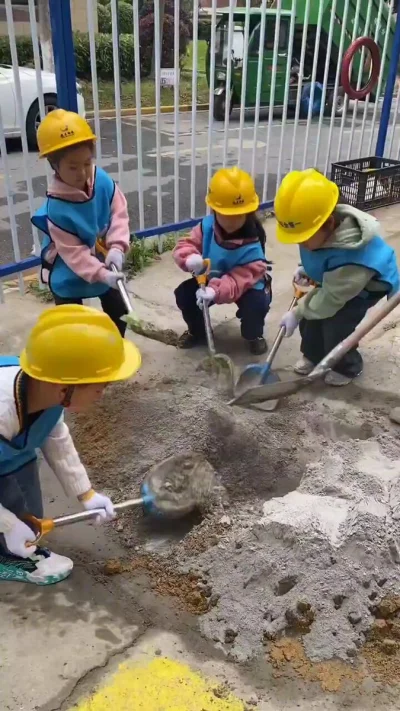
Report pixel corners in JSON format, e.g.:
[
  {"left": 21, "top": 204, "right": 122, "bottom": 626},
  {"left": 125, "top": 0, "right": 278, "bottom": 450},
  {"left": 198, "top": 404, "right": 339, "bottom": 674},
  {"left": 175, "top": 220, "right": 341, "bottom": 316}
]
[{"left": 341, "top": 37, "right": 381, "bottom": 100}]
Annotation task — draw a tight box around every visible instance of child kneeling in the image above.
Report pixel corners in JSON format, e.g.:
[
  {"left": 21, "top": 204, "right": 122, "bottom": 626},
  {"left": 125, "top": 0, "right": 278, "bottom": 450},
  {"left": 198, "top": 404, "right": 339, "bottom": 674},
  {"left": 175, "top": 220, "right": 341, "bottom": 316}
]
[
  {"left": 275, "top": 169, "right": 399, "bottom": 386},
  {"left": 173, "top": 167, "right": 271, "bottom": 356}
]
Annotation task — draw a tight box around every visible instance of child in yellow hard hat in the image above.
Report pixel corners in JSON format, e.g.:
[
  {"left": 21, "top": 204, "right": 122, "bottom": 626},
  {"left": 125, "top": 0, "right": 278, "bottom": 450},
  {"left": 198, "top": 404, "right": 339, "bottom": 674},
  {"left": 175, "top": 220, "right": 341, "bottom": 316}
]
[
  {"left": 173, "top": 167, "right": 271, "bottom": 355},
  {"left": 31, "top": 110, "right": 130, "bottom": 336},
  {"left": 275, "top": 169, "right": 399, "bottom": 386},
  {"left": 0, "top": 305, "right": 141, "bottom": 585}
]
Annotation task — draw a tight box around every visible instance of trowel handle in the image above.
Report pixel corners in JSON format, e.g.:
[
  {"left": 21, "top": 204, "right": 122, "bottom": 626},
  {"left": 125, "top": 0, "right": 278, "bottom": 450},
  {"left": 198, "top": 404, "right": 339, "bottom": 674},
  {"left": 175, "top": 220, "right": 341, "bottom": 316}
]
[
  {"left": 310, "top": 290, "right": 400, "bottom": 380},
  {"left": 110, "top": 264, "right": 134, "bottom": 314},
  {"left": 24, "top": 498, "right": 144, "bottom": 546}
]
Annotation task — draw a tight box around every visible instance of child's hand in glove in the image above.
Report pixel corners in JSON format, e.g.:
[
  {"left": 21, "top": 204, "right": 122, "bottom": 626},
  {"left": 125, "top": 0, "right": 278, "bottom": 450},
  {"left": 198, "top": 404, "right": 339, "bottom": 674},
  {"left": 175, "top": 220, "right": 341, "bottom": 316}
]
[
  {"left": 80, "top": 490, "right": 115, "bottom": 524},
  {"left": 105, "top": 247, "right": 125, "bottom": 271},
  {"left": 196, "top": 286, "right": 216, "bottom": 309},
  {"left": 280, "top": 311, "right": 299, "bottom": 337},
  {"left": 185, "top": 254, "right": 205, "bottom": 275}
]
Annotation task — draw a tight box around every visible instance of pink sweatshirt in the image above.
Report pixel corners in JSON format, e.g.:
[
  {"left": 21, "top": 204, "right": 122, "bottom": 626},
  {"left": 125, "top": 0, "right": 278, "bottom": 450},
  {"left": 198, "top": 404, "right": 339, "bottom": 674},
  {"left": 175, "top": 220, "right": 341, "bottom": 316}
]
[
  {"left": 173, "top": 222, "right": 267, "bottom": 304},
  {"left": 43, "top": 168, "right": 130, "bottom": 284}
]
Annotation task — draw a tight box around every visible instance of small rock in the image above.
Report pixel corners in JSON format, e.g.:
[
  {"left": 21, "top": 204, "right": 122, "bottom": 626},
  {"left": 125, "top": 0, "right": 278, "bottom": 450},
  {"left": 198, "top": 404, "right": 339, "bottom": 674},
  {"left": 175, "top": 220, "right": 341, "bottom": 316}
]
[
  {"left": 235, "top": 541, "right": 243, "bottom": 550},
  {"left": 155, "top": 649, "right": 162, "bottom": 656},
  {"left": 333, "top": 594, "right": 346, "bottom": 610},
  {"left": 346, "top": 647, "right": 357, "bottom": 658},
  {"left": 389, "top": 407, "right": 400, "bottom": 425},
  {"left": 202, "top": 585, "right": 212, "bottom": 598},
  {"left": 115, "top": 522, "right": 124, "bottom": 533},
  {"left": 224, "top": 628, "right": 238, "bottom": 644},
  {"left": 219, "top": 515, "right": 231, "bottom": 526},
  {"left": 348, "top": 612, "right": 362, "bottom": 626},
  {"left": 297, "top": 600, "right": 311, "bottom": 614},
  {"left": 380, "top": 638, "right": 399, "bottom": 655},
  {"left": 246, "top": 694, "right": 259, "bottom": 706},
  {"left": 210, "top": 593, "right": 220, "bottom": 607}
]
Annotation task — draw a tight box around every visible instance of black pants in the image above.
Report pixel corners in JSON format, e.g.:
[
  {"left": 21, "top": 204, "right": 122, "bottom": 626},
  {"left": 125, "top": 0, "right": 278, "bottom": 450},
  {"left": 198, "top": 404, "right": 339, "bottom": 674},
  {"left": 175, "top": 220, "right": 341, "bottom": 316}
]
[
  {"left": 175, "top": 277, "right": 271, "bottom": 341},
  {"left": 52, "top": 288, "right": 127, "bottom": 337},
  {"left": 300, "top": 293, "right": 382, "bottom": 378}
]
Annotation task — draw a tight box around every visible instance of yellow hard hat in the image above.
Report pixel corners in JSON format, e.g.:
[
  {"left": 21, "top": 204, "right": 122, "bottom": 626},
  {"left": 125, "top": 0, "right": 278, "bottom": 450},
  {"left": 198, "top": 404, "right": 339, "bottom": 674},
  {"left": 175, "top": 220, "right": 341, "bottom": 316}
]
[
  {"left": 206, "top": 167, "right": 259, "bottom": 215},
  {"left": 37, "top": 109, "right": 96, "bottom": 158},
  {"left": 274, "top": 169, "right": 339, "bottom": 244},
  {"left": 20, "top": 305, "right": 141, "bottom": 384}
]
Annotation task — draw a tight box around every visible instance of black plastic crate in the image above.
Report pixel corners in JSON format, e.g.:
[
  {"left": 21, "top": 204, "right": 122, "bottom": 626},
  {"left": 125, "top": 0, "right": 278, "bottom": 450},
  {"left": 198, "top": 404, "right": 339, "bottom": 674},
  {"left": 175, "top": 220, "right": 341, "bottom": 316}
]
[{"left": 331, "top": 156, "right": 400, "bottom": 211}]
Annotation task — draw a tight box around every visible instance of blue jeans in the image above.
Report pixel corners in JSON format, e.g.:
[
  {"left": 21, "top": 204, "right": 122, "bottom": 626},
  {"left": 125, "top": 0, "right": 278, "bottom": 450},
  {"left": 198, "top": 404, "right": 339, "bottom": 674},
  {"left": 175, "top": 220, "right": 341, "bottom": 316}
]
[
  {"left": 0, "top": 460, "right": 43, "bottom": 554},
  {"left": 175, "top": 277, "right": 271, "bottom": 341}
]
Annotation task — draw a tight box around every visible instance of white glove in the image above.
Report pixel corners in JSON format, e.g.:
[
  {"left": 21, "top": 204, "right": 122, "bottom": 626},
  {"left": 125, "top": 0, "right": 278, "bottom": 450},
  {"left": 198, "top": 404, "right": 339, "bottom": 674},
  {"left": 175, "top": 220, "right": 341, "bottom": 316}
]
[
  {"left": 280, "top": 310, "right": 299, "bottom": 338},
  {"left": 103, "top": 269, "right": 125, "bottom": 290},
  {"left": 82, "top": 491, "right": 115, "bottom": 524},
  {"left": 293, "top": 265, "right": 311, "bottom": 287},
  {"left": 105, "top": 247, "right": 125, "bottom": 271},
  {"left": 196, "top": 286, "right": 216, "bottom": 309},
  {"left": 4, "top": 519, "right": 37, "bottom": 559},
  {"left": 185, "top": 254, "right": 204, "bottom": 275}
]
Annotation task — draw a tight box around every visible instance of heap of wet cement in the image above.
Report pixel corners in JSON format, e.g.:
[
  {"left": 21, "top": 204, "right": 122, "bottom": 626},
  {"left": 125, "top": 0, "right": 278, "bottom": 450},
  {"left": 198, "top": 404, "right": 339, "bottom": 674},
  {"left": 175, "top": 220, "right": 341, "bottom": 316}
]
[{"left": 193, "top": 436, "right": 400, "bottom": 663}]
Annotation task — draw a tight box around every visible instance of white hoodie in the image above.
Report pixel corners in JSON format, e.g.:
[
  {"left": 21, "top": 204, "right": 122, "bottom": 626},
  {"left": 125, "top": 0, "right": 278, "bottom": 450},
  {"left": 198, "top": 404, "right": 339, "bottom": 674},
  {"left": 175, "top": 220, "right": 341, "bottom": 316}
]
[{"left": 0, "top": 366, "right": 91, "bottom": 533}]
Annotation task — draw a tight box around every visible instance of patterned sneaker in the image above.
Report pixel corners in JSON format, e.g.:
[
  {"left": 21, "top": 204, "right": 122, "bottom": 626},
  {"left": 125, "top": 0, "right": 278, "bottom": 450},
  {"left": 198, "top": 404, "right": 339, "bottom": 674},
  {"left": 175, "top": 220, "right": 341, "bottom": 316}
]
[
  {"left": 249, "top": 337, "right": 268, "bottom": 355},
  {"left": 294, "top": 357, "right": 314, "bottom": 375},
  {"left": 177, "top": 331, "right": 206, "bottom": 349},
  {"left": 0, "top": 547, "right": 73, "bottom": 585},
  {"left": 324, "top": 371, "right": 353, "bottom": 387}
]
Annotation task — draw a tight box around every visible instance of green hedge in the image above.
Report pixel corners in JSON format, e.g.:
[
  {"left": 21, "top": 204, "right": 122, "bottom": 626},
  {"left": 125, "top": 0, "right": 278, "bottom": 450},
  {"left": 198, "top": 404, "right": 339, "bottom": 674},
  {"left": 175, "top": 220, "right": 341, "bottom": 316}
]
[
  {"left": 0, "top": 35, "right": 34, "bottom": 66},
  {"left": 98, "top": 2, "right": 133, "bottom": 34},
  {"left": 0, "top": 26, "right": 188, "bottom": 80},
  {"left": 74, "top": 32, "right": 135, "bottom": 79},
  {"left": 0, "top": 33, "right": 136, "bottom": 80}
]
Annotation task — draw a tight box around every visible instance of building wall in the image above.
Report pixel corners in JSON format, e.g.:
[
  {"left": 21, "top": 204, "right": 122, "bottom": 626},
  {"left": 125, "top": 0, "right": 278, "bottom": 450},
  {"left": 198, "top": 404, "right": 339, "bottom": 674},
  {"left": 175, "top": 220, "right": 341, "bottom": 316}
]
[{"left": 0, "top": 1, "right": 97, "bottom": 38}]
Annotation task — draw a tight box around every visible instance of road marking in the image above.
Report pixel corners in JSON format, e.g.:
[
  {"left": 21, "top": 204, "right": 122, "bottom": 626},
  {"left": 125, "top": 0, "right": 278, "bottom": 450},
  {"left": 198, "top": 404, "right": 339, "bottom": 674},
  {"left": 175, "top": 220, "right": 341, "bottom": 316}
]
[{"left": 73, "top": 657, "right": 245, "bottom": 711}]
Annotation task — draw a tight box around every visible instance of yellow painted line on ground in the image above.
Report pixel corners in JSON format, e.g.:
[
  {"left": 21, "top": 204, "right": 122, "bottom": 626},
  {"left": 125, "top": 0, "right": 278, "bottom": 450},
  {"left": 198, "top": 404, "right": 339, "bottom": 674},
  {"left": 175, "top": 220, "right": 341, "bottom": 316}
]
[{"left": 73, "top": 657, "right": 245, "bottom": 711}]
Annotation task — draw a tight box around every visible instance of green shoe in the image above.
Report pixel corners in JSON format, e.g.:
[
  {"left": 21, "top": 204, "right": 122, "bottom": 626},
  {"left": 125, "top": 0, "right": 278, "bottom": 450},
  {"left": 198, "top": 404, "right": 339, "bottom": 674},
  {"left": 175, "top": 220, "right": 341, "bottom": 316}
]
[{"left": 0, "top": 547, "right": 73, "bottom": 585}]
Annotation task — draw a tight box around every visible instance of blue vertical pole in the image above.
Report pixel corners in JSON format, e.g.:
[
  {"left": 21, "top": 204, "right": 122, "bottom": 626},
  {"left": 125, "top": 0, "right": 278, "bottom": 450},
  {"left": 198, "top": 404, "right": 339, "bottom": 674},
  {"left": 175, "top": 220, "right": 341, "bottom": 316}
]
[
  {"left": 49, "top": 0, "right": 78, "bottom": 112},
  {"left": 375, "top": 0, "right": 400, "bottom": 157}
]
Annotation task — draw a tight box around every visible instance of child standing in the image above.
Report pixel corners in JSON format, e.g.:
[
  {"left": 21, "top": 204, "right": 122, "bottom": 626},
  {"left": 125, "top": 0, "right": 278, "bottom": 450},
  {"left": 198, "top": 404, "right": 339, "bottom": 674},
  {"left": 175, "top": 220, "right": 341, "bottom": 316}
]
[
  {"left": 274, "top": 169, "right": 399, "bottom": 385},
  {"left": 173, "top": 167, "right": 271, "bottom": 355},
  {"left": 32, "top": 109, "right": 130, "bottom": 336}
]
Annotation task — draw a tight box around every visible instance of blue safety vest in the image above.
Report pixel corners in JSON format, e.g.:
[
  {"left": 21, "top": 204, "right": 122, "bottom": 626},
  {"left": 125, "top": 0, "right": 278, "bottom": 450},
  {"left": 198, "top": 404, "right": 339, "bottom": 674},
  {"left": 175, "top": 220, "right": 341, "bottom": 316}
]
[
  {"left": 201, "top": 215, "right": 266, "bottom": 290},
  {"left": 0, "top": 357, "right": 63, "bottom": 477},
  {"left": 31, "top": 167, "right": 116, "bottom": 299},
  {"left": 300, "top": 236, "right": 399, "bottom": 297}
]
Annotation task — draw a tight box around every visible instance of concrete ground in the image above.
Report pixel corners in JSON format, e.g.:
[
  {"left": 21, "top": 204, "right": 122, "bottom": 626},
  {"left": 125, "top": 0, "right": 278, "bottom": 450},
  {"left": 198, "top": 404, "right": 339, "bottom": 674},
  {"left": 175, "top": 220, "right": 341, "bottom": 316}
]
[
  {"left": 2, "top": 100, "right": 400, "bottom": 263},
  {"left": 0, "top": 206, "right": 400, "bottom": 710}
]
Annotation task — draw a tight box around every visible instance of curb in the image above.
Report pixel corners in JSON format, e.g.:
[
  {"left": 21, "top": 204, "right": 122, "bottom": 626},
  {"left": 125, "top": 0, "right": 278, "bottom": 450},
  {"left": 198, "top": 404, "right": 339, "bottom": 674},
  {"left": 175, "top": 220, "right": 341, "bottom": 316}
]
[{"left": 86, "top": 103, "right": 209, "bottom": 119}]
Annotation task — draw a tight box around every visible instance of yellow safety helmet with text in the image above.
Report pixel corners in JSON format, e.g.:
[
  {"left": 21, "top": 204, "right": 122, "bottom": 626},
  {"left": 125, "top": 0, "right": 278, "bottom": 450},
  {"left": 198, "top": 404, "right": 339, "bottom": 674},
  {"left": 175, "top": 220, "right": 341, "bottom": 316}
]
[
  {"left": 20, "top": 305, "right": 141, "bottom": 384},
  {"left": 37, "top": 109, "right": 96, "bottom": 158},
  {"left": 274, "top": 169, "right": 340, "bottom": 244},
  {"left": 206, "top": 167, "right": 259, "bottom": 215}
]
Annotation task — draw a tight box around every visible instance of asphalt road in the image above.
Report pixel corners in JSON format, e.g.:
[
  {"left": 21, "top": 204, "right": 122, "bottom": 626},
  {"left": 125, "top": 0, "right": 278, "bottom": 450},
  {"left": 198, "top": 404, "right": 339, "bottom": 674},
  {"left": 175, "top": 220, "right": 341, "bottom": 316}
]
[{"left": 1, "top": 103, "right": 399, "bottom": 264}]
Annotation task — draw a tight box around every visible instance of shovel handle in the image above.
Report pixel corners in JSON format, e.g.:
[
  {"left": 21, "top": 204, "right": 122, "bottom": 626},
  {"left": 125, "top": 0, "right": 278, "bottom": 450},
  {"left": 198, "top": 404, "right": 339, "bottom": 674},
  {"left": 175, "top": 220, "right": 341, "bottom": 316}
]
[
  {"left": 24, "top": 498, "right": 144, "bottom": 547},
  {"left": 110, "top": 264, "right": 134, "bottom": 314},
  {"left": 195, "top": 258, "right": 211, "bottom": 287},
  {"left": 264, "top": 293, "right": 300, "bottom": 368},
  {"left": 309, "top": 290, "right": 400, "bottom": 380}
]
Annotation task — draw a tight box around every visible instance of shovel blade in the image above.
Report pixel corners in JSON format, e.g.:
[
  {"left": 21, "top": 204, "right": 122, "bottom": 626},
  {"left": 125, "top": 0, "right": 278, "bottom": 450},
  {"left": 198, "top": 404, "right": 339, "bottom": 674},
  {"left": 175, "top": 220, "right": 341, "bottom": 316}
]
[{"left": 229, "top": 374, "right": 309, "bottom": 407}]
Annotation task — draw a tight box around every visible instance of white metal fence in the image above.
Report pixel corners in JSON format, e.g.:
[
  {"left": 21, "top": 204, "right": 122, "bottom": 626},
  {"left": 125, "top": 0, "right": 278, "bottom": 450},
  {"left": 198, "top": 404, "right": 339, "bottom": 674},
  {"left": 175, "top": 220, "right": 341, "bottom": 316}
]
[{"left": 0, "top": 0, "right": 399, "bottom": 298}]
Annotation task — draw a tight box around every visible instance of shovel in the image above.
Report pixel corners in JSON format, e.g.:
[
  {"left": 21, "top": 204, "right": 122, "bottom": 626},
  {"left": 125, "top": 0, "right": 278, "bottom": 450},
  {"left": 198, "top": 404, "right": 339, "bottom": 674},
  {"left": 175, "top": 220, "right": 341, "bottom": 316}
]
[
  {"left": 24, "top": 453, "right": 215, "bottom": 546},
  {"left": 110, "top": 264, "right": 141, "bottom": 328},
  {"left": 235, "top": 286, "right": 305, "bottom": 397},
  {"left": 196, "top": 259, "right": 236, "bottom": 392},
  {"left": 230, "top": 288, "right": 400, "bottom": 408}
]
